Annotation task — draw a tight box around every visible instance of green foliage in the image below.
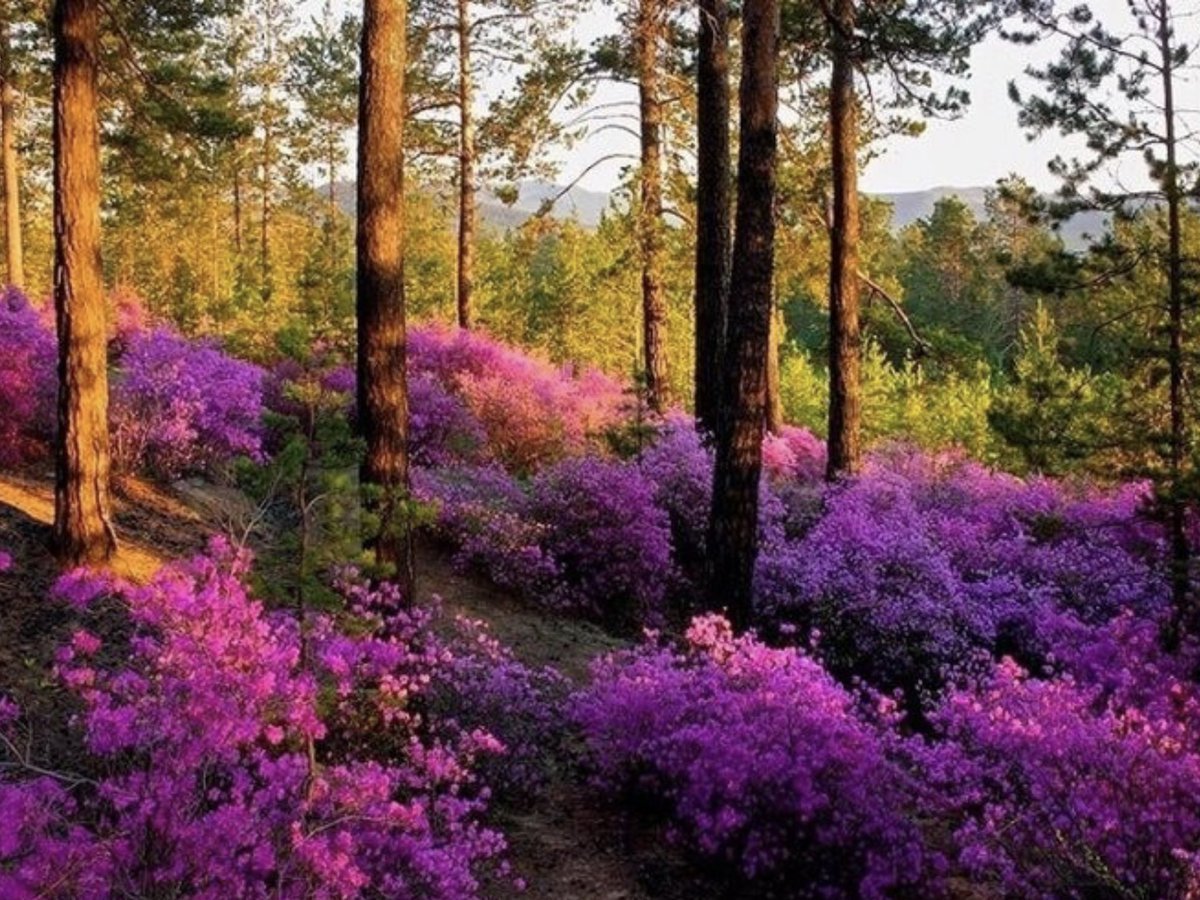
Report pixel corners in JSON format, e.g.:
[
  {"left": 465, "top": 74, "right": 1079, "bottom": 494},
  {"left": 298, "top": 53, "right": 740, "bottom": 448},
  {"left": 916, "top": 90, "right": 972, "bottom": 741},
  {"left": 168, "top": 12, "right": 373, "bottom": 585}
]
[{"left": 989, "top": 304, "right": 1111, "bottom": 475}]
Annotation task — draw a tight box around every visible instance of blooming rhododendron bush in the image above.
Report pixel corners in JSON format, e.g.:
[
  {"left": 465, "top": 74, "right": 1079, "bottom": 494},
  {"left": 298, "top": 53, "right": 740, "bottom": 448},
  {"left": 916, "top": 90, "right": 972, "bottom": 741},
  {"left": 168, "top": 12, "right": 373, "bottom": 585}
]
[
  {"left": 0, "top": 287, "right": 56, "bottom": 466},
  {"left": 574, "top": 616, "right": 942, "bottom": 898},
  {"left": 0, "top": 542, "right": 564, "bottom": 898}
]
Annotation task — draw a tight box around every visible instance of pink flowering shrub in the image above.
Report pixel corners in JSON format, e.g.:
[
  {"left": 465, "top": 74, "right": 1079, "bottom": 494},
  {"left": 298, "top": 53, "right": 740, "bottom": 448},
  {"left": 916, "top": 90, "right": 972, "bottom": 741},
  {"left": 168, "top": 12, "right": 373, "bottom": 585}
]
[
  {"left": 574, "top": 616, "right": 941, "bottom": 897},
  {"left": 110, "top": 330, "right": 266, "bottom": 476},
  {"left": 0, "top": 287, "right": 56, "bottom": 466},
  {"left": 0, "top": 541, "right": 529, "bottom": 898},
  {"left": 409, "top": 325, "right": 627, "bottom": 473}
]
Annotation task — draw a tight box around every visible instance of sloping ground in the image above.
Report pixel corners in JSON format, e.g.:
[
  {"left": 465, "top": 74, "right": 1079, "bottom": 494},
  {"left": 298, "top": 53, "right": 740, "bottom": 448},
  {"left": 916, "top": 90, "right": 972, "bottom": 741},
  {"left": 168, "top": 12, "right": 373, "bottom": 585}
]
[{"left": 0, "top": 471, "right": 687, "bottom": 900}]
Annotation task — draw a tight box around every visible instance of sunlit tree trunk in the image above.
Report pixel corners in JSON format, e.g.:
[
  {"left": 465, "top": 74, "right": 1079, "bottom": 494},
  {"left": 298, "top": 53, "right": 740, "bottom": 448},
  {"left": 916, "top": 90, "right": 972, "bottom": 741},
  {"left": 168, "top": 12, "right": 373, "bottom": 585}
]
[
  {"left": 826, "top": 0, "right": 862, "bottom": 479},
  {"left": 636, "top": 0, "right": 670, "bottom": 412},
  {"left": 455, "top": 0, "right": 475, "bottom": 329},
  {"left": 53, "top": 0, "right": 116, "bottom": 565},
  {"left": 357, "top": 0, "right": 414, "bottom": 595},
  {"left": 694, "top": 0, "right": 730, "bottom": 433},
  {"left": 766, "top": 301, "right": 783, "bottom": 435},
  {"left": 1, "top": 24, "right": 24, "bottom": 291},
  {"left": 707, "top": 0, "right": 779, "bottom": 630}
]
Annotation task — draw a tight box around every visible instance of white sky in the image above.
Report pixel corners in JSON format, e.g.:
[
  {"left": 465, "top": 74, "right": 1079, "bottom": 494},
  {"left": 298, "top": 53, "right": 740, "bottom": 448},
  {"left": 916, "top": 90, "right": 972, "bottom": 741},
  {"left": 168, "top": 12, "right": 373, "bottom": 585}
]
[{"left": 313, "top": 0, "right": 1200, "bottom": 195}]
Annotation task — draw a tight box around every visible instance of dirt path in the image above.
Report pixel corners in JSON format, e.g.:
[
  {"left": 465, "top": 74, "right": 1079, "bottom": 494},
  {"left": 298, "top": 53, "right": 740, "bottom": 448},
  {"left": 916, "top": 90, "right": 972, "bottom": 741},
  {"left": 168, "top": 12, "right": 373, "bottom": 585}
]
[{"left": 0, "top": 473, "right": 681, "bottom": 900}]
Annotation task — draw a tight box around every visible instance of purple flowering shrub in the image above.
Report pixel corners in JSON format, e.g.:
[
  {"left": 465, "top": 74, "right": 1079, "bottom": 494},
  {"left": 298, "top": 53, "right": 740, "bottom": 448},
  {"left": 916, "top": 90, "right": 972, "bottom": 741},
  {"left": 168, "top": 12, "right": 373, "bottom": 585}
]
[
  {"left": 757, "top": 450, "right": 1168, "bottom": 700},
  {"left": 0, "top": 541, "right": 527, "bottom": 898},
  {"left": 109, "top": 330, "right": 266, "bottom": 477},
  {"left": 0, "top": 287, "right": 56, "bottom": 466},
  {"left": 574, "top": 615, "right": 941, "bottom": 897},
  {"left": 415, "top": 458, "right": 674, "bottom": 627},
  {"left": 922, "top": 642, "right": 1200, "bottom": 896},
  {"left": 414, "top": 463, "right": 563, "bottom": 596},
  {"left": 528, "top": 456, "right": 674, "bottom": 628}
]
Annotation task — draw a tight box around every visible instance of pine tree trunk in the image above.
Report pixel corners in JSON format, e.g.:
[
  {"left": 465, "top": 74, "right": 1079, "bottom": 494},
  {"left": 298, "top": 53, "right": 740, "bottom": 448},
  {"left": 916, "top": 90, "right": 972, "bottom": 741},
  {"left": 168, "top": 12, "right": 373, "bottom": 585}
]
[
  {"left": 636, "top": 0, "right": 670, "bottom": 412},
  {"left": 707, "top": 0, "right": 779, "bottom": 630},
  {"left": 456, "top": 0, "right": 475, "bottom": 330},
  {"left": 357, "top": 0, "right": 414, "bottom": 596},
  {"left": 766, "top": 301, "right": 783, "bottom": 435},
  {"left": 53, "top": 0, "right": 116, "bottom": 566},
  {"left": 694, "top": 0, "right": 730, "bottom": 434},
  {"left": 825, "top": 0, "right": 862, "bottom": 480},
  {"left": 1, "top": 26, "right": 25, "bottom": 291},
  {"left": 260, "top": 110, "right": 272, "bottom": 303},
  {"left": 1158, "top": 0, "right": 1192, "bottom": 644}
]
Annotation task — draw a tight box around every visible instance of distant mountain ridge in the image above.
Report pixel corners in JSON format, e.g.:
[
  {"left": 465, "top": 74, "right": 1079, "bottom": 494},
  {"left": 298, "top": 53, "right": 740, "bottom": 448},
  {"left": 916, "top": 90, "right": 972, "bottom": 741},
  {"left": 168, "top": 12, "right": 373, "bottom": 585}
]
[{"left": 336, "top": 179, "right": 1109, "bottom": 247}]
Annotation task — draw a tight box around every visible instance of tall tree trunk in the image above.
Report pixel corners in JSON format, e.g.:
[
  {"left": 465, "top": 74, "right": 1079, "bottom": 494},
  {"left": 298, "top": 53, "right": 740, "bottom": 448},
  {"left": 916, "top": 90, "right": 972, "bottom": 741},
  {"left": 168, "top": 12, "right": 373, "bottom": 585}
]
[
  {"left": 357, "top": 0, "right": 414, "bottom": 595},
  {"left": 825, "top": 0, "right": 862, "bottom": 480},
  {"left": 694, "top": 0, "right": 730, "bottom": 433},
  {"left": 455, "top": 0, "right": 475, "bottom": 330},
  {"left": 1, "top": 25, "right": 24, "bottom": 291},
  {"left": 260, "top": 108, "right": 272, "bottom": 303},
  {"left": 53, "top": 0, "right": 115, "bottom": 565},
  {"left": 1159, "top": 0, "right": 1191, "bottom": 645},
  {"left": 636, "top": 0, "right": 670, "bottom": 412},
  {"left": 766, "top": 301, "right": 783, "bottom": 434},
  {"left": 707, "top": 0, "right": 779, "bottom": 631}
]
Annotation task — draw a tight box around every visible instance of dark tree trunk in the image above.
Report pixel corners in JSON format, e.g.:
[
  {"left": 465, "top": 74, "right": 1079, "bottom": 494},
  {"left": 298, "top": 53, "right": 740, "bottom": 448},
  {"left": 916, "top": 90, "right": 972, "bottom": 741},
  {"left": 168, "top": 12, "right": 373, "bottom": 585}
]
[
  {"left": 456, "top": 0, "right": 475, "bottom": 330},
  {"left": 53, "top": 0, "right": 116, "bottom": 566},
  {"left": 357, "top": 0, "right": 414, "bottom": 596},
  {"left": 636, "top": 0, "right": 670, "bottom": 412},
  {"left": 706, "top": 0, "right": 779, "bottom": 631},
  {"left": 1, "top": 24, "right": 24, "bottom": 290},
  {"left": 825, "top": 0, "right": 862, "bottom": 480},
  {"left": 694, "top": 0, "right": 730, "bottom": 433},
  {"left": 1158, "top": 0, "right": 1192, "bottom": 645}
]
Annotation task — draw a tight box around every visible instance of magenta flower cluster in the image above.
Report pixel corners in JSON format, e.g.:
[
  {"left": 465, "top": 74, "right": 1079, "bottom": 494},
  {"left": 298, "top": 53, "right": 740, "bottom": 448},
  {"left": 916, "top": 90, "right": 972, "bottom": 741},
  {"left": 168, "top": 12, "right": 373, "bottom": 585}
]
[
  {"left": 0, "top": 287, "right": 56, "bottom": 466},
  {"left": 574, "top": 615, "right": 941, "bottom": 898},
  {"left": 0, "top": 541, "right": 565, "bottom": 898},
  {"left": 0, "top": 289, "right": 265, "bottom": 476}
]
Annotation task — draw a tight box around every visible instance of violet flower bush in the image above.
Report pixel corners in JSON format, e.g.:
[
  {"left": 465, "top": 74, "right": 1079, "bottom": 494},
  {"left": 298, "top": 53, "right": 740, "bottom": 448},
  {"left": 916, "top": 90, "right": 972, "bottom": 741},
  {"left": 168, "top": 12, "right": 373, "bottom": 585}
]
[
  {"left": 0, "top": 287, "right": 56, "bottom": 466},
  {"left": 0, "top": 541, "right": 558, "bottom": 899},
  {"left": 110, "top": 330, "right": 266, "bottom": 477},
  {"left": 574, "top": 615, "right": 942, "bottom": 898}
]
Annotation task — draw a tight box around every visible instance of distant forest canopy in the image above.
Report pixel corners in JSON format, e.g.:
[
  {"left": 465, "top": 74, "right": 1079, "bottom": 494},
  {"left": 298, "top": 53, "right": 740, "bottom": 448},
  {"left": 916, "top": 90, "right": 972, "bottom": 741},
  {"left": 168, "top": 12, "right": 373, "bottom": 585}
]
[{"left": 0, "top": 0, "right": 1196, "bottom": 486}]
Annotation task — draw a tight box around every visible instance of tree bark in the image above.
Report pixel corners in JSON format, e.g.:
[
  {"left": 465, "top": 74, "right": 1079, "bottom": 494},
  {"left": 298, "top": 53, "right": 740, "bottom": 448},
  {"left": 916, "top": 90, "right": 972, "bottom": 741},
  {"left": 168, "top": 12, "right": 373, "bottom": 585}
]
[
  {"left": 825, "top": 0, "right": 862, "bottom": 480},
  {"left": 693, "top": 0, "right": 730, "bottom": 433},
  {"left": 766, "top": 300, "right": 783, "bottom": 435},
  {"left": 357, "top": 0, "right": 414, "bottom": 596},
  {"left": 53, "top": 0, "right": 116, "bottom": 566},
  {"left": 1, "top": 24, "right": 24, "bottom": 291},
  {"left": 455, "top": 0, "right": 475, "bottom": 330},
  {"left": 1158, "top": 0, "right": 1192, "bottom": 645},
  {"left": 636, "top": 0, "right": 670, "bottom": 412},
  {"left": 707, "top": 0, "right": 779, "bottom": 631},
  {"left": 260, "top": 104, "right": 273, "bottom": 303}
]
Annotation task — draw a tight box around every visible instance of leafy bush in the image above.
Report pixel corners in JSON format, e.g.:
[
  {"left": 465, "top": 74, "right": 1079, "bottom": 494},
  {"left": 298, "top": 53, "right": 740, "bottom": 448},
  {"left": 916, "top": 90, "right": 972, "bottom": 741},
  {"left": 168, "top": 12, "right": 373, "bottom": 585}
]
[
  {"left": 110, "top": 330, "right": 266, "bottom": 477},
  {"left": 574, "top": 616, "right": 941, "bottom": 897},
  {"left": 925, "top": 642, "right": 1200, "bottom": 897},
  {"left": 0, "top": 288, "right": 56, "bottom": 466},
  {"left": 409, "top": 324, "right": 627, "bottom": 473},
  {"left": 528, "top": 456, "right": 674, "bottom": 629},
  {"left": 0, "top": 542, "right": 529, "bottom": 898}
]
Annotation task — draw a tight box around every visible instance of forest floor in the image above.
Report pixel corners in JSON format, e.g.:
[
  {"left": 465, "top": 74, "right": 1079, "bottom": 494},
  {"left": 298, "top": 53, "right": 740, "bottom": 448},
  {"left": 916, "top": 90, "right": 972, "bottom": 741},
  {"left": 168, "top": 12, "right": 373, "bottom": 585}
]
[{"left": 0, "top": 470, "right": 702, "bottom": 900}]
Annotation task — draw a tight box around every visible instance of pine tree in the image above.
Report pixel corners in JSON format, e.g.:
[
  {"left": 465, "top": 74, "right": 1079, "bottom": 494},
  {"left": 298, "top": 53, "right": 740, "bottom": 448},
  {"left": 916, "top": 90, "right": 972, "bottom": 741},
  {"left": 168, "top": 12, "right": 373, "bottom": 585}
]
[
  {"left": 707, "top": 0, "right": 780, "bottom": 630},
  {"left": 53, "top": 0, "right": 116, "bottom": 565},
  {"left": 357, "top": 0, "right": 415, "bottom": 594}
]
